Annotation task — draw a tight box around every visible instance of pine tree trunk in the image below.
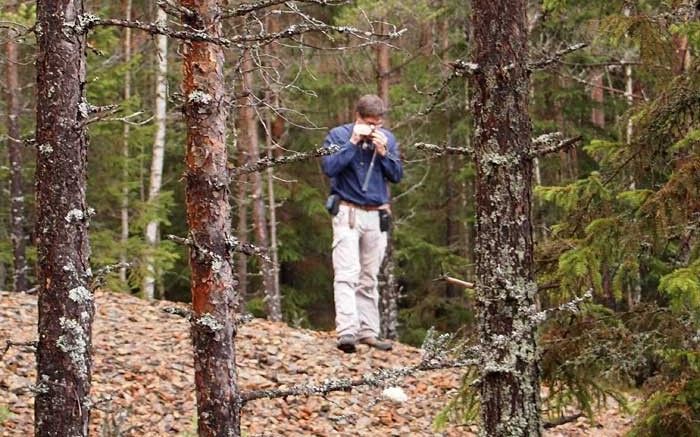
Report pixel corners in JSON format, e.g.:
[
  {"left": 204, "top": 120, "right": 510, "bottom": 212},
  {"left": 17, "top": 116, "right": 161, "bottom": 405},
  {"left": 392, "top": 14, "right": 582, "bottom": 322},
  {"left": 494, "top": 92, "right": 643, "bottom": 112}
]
[
  {"left": 119, "top": 0, "right": 132, "bottom": 285},
  {"left": 376, "top": 22, "right": 399, "bottom": 339},
  {"left": 470, "top": 0, "right": 542, "bottom": 435},
  {"left": 181, "top": 0, "right": 240, "bottom": 434},
  {"left": 143, "top": 6, "right": 168, "bottom": 300},
  {"left": 34, "top": 0, "right": 94, "bottom": 434},
  {"left": 4, "top": 0, "right": 28, "bottom": 293},
  {"left": 240, "top": 50, "right": 281, "bottom": 321}
]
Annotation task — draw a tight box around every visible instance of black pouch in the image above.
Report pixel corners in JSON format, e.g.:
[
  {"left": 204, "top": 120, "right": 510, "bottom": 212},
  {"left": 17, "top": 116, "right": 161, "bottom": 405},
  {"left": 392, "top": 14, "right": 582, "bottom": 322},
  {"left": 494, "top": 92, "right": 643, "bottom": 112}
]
[
  {"left": 326, "top": 194, "right": 340, "bottom": 216},
  {"left": 379, "top": 209, "right": 392, "bottom": 232}
]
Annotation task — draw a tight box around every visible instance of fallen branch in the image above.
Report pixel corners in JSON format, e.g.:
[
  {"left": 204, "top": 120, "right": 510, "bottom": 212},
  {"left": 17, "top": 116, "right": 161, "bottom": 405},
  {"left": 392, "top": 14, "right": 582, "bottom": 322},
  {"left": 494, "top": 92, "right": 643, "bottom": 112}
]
[
  {"left": 241, "top": 340, "right": 479, "bottom": 404},
  {"left": 2, "top": 340, "right": 37, "bottom": 359},
  {"left": 229, "top": 145, "right": 340, "bottom": 178},
  {"left": 543, "top": 412, "right": 585, "bottom": 429}
]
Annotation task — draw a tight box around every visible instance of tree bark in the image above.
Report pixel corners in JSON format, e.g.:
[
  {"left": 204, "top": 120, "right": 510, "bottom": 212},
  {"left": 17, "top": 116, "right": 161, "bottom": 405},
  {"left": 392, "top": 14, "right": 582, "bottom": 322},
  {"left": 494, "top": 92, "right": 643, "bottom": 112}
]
[
  {"left": 181, "top": 0, "right": 240, "bottom": 435},
  {"left": 240, "top": 49, "right": 281, "bottom": 321},
  {"left": 4, "top": 0, "right": 28, "bottom": 293},
  {"left": 143, "top": 6, "right": 169, "bottom": 300},
  {"left": 470, "top": 0, "right": 542, "bottom": 435},
  {"left": 119, "top": 0, "right": 133, "bottom": 285},
  {"left": 34, "top": 0, "right": 94, "bottom": 435}
]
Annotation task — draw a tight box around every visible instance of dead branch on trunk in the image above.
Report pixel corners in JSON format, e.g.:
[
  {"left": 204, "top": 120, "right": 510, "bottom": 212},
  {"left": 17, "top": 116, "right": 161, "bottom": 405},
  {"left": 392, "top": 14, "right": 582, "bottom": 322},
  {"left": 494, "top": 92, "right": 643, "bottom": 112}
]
[
  {"left": 167, "top": 234, "right": 272, "bottom": 263},
  {"left": 90, "top": 262, "right": 132, "bottom": 291},
  {"left": 528, "top": 43, "right": 587, "bottom": 70},
  {"left": 80, "top": 15, "right": 404, "bottom": 49},
  {"left": 229, "top": 144, "right": 340, "bottom": 178},
  {"left": 221, "top": 0, "right": 348, "bottom": 19},
  {"left": 414, "top": 142, "right": 473, "bottom": 156},
  {"left": 434, "top": 274, "right": 475, "bottom": 290},
  {"left": 530, "top": 134, "right": 583, "bottom": 158}
]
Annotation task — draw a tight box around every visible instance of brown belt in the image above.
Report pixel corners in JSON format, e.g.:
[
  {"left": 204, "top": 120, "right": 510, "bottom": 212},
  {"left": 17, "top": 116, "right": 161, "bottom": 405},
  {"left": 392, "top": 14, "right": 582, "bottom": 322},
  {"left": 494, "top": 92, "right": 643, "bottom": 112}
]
[{"left": 340, "top": 200, "right": 389, "bottom": 211}]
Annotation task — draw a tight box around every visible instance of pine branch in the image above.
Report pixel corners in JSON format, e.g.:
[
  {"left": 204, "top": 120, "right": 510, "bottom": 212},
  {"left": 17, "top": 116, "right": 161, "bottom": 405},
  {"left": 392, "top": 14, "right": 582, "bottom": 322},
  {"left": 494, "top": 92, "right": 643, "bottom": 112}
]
[
  {"left": 229, "top": 145, "right": 340, "bottom": 178},
  {"left": 530, "top": 134, "right": 582, "bottom": 158}
]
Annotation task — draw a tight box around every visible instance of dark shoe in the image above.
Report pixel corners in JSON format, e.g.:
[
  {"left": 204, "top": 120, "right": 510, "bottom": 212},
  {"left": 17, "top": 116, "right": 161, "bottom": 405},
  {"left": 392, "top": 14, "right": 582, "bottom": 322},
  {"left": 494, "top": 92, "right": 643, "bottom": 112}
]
[
  {"left": 358, "top": 336, "right": 393, "bottom": 351},
  {"left": 337, "top": 334, "right": 356, "bottom": 353}
]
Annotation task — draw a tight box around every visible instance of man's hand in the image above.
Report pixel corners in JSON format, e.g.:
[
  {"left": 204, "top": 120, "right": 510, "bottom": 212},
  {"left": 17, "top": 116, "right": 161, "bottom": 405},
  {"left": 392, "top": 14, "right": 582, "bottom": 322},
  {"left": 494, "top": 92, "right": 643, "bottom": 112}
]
[
  {"left": 350, "top": 123, "right": 374, "bottom": 145},
  {"left": 370, "top": 130, "right": 388, "bottom": 157}
]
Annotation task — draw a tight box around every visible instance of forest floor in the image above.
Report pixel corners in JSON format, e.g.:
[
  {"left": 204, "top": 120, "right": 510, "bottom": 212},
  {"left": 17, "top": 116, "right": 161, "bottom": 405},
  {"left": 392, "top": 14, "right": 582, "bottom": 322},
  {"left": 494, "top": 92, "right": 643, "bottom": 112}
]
[{"left": 1, "top": 290, "right": 635, "bottom": 436}]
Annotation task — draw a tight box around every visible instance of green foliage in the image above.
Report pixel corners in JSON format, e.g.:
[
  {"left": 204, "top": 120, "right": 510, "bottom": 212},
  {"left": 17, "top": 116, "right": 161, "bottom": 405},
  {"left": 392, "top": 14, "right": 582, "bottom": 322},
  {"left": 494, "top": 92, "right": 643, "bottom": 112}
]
[
  {"left": 658, "top": 260, "right": 700, "bottom": 313},
  {"left": 0, "top": 405, "right": 11, "bottom": 425}
]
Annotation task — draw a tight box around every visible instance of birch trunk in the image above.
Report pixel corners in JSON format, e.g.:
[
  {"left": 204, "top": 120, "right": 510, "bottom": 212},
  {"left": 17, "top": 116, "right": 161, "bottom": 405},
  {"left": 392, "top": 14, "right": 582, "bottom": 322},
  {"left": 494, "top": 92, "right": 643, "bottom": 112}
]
[
  {"left": 181, "top": 0, "right": 240, "bottom": 434},
  {"left": 4, "top": 0, "right": 28, "bottom": 293},
  {"left": 142, "top": 6, "right": 168, "bottom": 300},
  {"left": 34, "top": 0, "right": 94, "bottom": 434},
  {"left": 240, "top": 50, "right": 281, "bottom": 321},
  {"left": 119, "top": 0, "right": 132, "bottom": 285},
  {"left": 470, "top": 0, "right": 542, "bottom": 434}
]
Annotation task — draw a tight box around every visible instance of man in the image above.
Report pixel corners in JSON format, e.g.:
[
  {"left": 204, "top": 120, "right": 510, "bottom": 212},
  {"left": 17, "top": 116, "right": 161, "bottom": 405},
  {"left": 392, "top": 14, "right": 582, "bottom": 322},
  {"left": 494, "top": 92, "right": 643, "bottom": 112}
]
[{"left": 322, "top": 94, "right": 403, "bottom": 353}]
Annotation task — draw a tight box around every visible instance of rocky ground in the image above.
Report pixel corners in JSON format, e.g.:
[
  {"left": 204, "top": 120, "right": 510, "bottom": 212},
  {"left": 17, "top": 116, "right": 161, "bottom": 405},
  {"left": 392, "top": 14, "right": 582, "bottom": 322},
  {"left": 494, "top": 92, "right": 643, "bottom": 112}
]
[{"left": 1, "top": 290, "right": 634, "bottom": 436}]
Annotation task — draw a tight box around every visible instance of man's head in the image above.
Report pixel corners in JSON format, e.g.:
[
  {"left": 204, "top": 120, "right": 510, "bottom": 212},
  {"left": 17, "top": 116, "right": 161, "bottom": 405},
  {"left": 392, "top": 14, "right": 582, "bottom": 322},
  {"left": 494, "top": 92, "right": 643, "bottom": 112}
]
[{"left": 355, "top": 94, "right": 386, "bottom": 127}]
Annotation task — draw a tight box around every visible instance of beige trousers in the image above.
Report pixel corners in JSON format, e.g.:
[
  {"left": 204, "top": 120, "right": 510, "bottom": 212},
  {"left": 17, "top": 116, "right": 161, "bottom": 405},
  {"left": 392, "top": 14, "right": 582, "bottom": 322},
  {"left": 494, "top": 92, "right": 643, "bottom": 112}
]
[{"left": 332, "top": 204, "right": 388, "bottom": 340}]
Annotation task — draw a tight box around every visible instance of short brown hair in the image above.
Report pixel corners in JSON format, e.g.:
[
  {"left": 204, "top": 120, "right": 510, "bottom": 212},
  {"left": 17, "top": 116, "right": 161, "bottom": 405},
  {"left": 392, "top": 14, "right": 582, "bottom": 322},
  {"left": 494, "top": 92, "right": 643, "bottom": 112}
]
[{"left": 355, "top": 94, "right": 386, "bottom": 118}]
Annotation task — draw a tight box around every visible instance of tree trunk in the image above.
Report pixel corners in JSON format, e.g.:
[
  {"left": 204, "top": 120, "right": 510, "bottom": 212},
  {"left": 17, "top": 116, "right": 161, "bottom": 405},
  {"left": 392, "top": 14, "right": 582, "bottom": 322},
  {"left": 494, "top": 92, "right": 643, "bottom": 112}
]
[
  {"left": 181, "top": 0, "right": 240, "bottom": 434},
  {"left": 470, "top": 0, "right": 542, "bottom": 435},
  {"left": 263, "top": 15, "right": 282, "bottom": 304},
  {"left": 143, "top": 6, "right": 169, "bottom": 300},
  {"left": 34, "top": 0, "right": 94, "bottom": 435},
  {"left": 590, "top": 69, "right": 605, "bottom": 128},
  {"left": 376, "top": 21, "right": 400, "bottom": 339},
  {"left": 240, "top": 50, "right": 281, "bottom": 321},
  {"left": 4, "top": 0, "right": 28, "bottom": 293},
  {"left": 119, "top": 0, "right": 133, "bottom": 285}
]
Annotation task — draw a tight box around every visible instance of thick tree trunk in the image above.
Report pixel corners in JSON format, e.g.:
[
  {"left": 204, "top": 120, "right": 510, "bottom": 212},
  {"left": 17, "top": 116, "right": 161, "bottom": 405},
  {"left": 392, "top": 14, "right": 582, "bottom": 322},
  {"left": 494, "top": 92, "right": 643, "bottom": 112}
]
[
  {"left": 470, "top": 0, "right": 542, "bottom": 435},
  {"left": 240, "top": 50, "right": 281, "bottom": 321},
  {"left": 4, "top": 0, "right": 28, "bottom": 293},
  {"left": 119, "top": 0, "right": 132, "bottom": 285},
  {"left": 181, "top": 0, "right": 240, "bottom": 435},
  {"left": 143, "top": 6, "right": 169, "bottom": 300},
  {"left": 34, "top": 0, "right": 94, "bottom": 435}
]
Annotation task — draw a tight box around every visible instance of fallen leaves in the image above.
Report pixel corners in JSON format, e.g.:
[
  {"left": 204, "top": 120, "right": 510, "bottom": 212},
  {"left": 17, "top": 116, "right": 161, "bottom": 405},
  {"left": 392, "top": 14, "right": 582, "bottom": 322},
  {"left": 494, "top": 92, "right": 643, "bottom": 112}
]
[{"left": 0, "top": 290, "right": 634, "bottom": 436}]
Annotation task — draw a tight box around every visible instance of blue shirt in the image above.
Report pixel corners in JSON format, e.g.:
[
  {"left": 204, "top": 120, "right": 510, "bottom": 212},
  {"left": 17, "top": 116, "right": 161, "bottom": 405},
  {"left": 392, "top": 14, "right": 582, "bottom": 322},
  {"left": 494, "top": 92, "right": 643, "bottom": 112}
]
[{"left": 322, "top": 123, "right": 403, "bottom": 206}]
